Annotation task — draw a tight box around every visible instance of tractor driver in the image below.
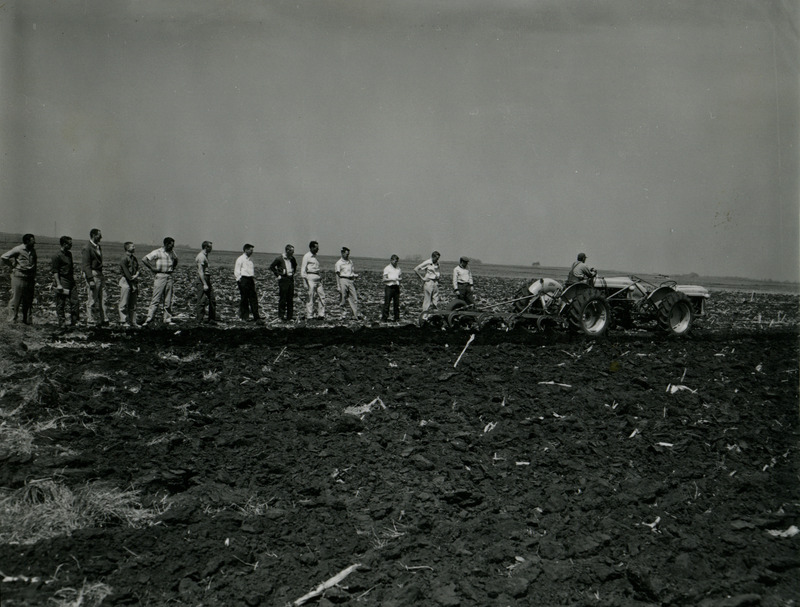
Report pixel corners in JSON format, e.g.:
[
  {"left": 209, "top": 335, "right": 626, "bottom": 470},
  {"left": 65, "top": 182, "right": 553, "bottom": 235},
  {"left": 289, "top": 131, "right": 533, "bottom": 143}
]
[{"left": 565, "top": 252, "right": 597, "bottom": 286}]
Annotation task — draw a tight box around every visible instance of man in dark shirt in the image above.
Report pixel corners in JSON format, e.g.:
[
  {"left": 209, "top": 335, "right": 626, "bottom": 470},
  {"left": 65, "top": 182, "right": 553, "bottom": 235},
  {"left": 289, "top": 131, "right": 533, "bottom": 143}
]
[
  {"left": 118, "top": 242, "right": 140, "bottom": 327},
  {"left": 269, "top": 244, "right": 298, "bottom": 321},
  {"left": 1, "top": 233, "right": 37, "bottom": 324},
  {"left": 52, "top": 236, "right": 79, "bottom": 328},
  {"left": 82, "top": 228, "right": 108, "bottom": 326}
]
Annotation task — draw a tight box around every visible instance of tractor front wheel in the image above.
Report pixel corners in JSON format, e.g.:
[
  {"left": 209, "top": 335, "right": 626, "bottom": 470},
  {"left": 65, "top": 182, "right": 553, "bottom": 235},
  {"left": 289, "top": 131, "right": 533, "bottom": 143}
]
[
  {"left": 657, "top": 291, "right": 694, "bottom": 335},
  {"left": 566, "top": 288, "right": 610, "bottom": 337}
]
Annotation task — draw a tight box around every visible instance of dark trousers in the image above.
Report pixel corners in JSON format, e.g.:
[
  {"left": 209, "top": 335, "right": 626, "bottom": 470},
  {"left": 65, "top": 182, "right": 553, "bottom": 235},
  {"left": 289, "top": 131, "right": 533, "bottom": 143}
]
[
  {"left": 55, "top": 286, "right": 80, "bottom": 325},
  {"left": 278, "top": 277, "right": 295, "bottom": 320},
  {"left": 195, "top": 278, "right": 216, "bottom": 321},
  {"left": 456, "top": 283, "right": 475, "bottom": 306},
  {"left": 237, "top": 276, "right": 260, "bottom": 320},
  {"left": 9, "top": 275, "right": 35, "bottom": 323},
  {"left": 382, "top": 285, "right": 400, "bottom": 321}
]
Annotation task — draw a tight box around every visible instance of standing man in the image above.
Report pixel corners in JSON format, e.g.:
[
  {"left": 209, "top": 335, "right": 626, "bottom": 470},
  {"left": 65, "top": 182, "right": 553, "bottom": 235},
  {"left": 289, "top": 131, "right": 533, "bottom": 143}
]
[
  {"left": 452, "top": 256, "right": 475, "bottom": 306},
  {"left": 381, "top": 254, "right": 402, "bottom": 322},
  {"left": 269, "top": 244, "right": 297, "bottom": 322},
  {"left": 565, "top": 252, "right": 597, "bottom": 286},
  {"left": 234, "top": 244, "right": 263, "bottom": 323},
  {"left": 1, "top": 233, "right": 37, "bottom": 324},
  {"left": 52, "top": 236, "right": 79, "bottom": 328},
  {"left": 118, "top": 242, "right": 140, "bottom": 327},
  {"left": 141, "top": 237, "right": 179, "bottom": 326},
  {"left": 82, "top": 228, "right": 107, "bottom": 326},
  {"left": 414, "top": 250, "right": 441, "bottom": 312},
  {"left": 300, "top": 241, "right": 325, "bottom": 320},
  {"left": 334, "top": 247, "right": 362, "bottom": 320},
  {"left": 195, "top": 241, "right": 217, "bottom": 324}
]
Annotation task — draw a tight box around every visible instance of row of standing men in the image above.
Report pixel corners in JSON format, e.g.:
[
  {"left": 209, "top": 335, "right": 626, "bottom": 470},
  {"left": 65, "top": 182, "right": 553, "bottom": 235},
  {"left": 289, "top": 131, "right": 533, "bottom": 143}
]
[{"left": 2, "top": 232, "right": 481, "bottom": 327}]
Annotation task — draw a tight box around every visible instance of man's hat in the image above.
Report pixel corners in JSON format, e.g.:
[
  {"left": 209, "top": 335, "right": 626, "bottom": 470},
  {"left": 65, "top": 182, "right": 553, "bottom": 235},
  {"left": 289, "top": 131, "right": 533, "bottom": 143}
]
[{"left": 460, "top": 256, "right": 470, "bottom": 263}]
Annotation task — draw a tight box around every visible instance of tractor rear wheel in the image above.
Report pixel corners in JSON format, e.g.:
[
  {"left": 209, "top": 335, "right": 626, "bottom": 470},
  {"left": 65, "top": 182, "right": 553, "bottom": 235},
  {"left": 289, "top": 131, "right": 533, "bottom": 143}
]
[
  {"left": 566, "top": 288, "right": 610, "bottom": 337},
  {"left": 446, "top": 299, "right": 468, "bottom": 312},
  {"left": 657, "top": 291, "right": 694, "bottom": 335}
]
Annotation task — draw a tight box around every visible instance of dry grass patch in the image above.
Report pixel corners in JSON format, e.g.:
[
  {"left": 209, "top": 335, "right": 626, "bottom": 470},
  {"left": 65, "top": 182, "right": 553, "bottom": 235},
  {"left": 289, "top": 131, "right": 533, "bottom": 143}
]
[
  {"left": 0, "top": 420, "right": 35, "bottom": 458},
  {"left": 49, "top": 580, "right": 113, "bottom": 607},
  {"left": 0, "top": 479, "right": 162, "bottom": 545},
  {"left": 0, "top": 415, "right": 72, "bottom": 459}
]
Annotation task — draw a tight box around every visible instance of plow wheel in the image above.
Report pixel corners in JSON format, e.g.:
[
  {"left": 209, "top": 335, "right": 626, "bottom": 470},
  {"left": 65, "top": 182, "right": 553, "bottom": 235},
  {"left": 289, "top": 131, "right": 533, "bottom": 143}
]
[
  {"left": 566, "top": 288, "right": 610, "bottom": 337},
  {"left": 447, "top": 310, "right": 479, "bottom": 330},
  {"left": 657, "top": 291, "right": 694, "bottom": 335},
  {"left": 476, "top": 312, "right": 510, "bottom": 331},
  {"left": 418, "top": 310, "right": 447, "bottom": 329}
]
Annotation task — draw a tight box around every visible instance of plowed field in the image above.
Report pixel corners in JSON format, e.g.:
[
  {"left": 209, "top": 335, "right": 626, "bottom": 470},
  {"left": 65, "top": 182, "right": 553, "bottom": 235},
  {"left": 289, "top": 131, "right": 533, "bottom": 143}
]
[{"left": 0, "top": 268, "right": 797, "bottom": 607}]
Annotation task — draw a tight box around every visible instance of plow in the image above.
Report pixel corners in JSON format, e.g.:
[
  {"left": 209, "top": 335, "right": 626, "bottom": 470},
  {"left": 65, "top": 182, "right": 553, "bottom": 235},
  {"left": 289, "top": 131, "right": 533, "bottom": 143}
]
[{"left": 419, "top": 274, "right": 709, "bottom": 337}]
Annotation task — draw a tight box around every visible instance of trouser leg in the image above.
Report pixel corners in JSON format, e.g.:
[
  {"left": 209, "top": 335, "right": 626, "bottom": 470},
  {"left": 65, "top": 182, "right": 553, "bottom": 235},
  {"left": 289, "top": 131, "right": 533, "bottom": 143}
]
[
  {"left": 457, "top": 284, "right": 474, "bottom": 306},
  {"left": 119, "top": 278, "right": 130, "bottom": 322},
  {"left": 315, "top": 281, "right": 325, "bottom": 318},
  {"left": 248, "top": 282, "right": 260, "bottom": 320},
  {"left": 194, "top": 279, "right": 207, "bottom": 320},
  {"left": 97, "top": 275, "right": 107, "bottom": 321},
  {"left": 342, "top": 279, "right": 358, "bottom": 317},
  {"left": 128, "top": 287, "right": 138, "bottom": 324},
  {"left": 56, "top": 292, "right": 67, "bottom": 325},
  {"left": 391, "top": 286, "right": 400, "bottom": 320},
  {"left": 20, "top": 277, "right": 34, "bottom": 323},
  {"left": 8, "top": 276, "right": 24, "bottom": 321},
  {"left": 305, "top": 280, "right": 314, "bottom": 318},
  {"left": 238, "top": 280, "right": 249, "bottom": 319},
  {"left": 382, "top": 286, "right": 391, "bottom": 320},
  {"left": 147, "top": 274, "right": 167, "bottom": 321},
  {"left": 207, "top": 282, "right": 216, "bottom": 321},
  {"left": 68, "top": 288, "right": 80, "bottom": 324},
  {"left": 163, "top": 277, "right": 174, "bottom": 320}
]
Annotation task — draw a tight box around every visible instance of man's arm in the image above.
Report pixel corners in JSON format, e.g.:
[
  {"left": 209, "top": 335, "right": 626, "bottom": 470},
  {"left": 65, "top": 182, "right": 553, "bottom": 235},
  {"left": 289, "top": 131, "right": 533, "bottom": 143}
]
[
  {"left": 141, "top": 252, "right": 156, "bottom": 274},
  {"left": 82, "top": 247, "right": 94, "bottom": 283},
  {"left": 452, "top": 267, "right": 459, "bottom": 291},
  {"left": 197, "top": 259, "right": 209, "bottom": 290},
  {"left": 51, "top": 256, "right": 64, "bottom": 291},
  {"left": 414, "top": 259, "right": 429, "bottom": 280},
  {"left": 120, "top": 256, "right": 135, "bottom": 284},
  {"left": 300, "top": 255, "right": 309, "bottom": 280},
  {"left": 233, "top": 257, "right": 243, "bottom": 282},
  {"left": 1, "top": 247, "right": 18, "bottom": 268},
  {"left": 269, "top": 257, "right": 282, "bottom": 277}
]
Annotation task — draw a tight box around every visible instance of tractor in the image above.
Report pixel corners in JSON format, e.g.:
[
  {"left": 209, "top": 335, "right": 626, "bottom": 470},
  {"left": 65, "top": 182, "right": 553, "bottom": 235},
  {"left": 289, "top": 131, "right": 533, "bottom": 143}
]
[{"left": 590, "top": 275, "right": 709, "bottom": 335}]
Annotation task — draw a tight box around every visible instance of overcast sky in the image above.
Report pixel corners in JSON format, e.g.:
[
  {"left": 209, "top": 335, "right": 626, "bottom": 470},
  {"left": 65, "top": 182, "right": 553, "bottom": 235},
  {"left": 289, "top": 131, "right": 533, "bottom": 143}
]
[{"left": 1, "top": 1, "right": 797, "bottom": 281}]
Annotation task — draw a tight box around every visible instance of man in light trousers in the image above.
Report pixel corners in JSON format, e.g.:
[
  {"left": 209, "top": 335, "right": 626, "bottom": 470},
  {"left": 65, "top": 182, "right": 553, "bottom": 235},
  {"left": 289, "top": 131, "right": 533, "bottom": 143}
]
[{"left": 142, "top": 237, "right": 179, "bottom": 326}]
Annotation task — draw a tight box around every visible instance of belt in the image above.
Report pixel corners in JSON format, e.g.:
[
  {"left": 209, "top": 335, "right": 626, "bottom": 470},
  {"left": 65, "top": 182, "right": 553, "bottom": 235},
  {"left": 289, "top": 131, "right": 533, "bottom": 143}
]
[
  {"left": 457, "top": 282, "right": 472, "bottom": 286},
  {"left": 306, "top": 271, "right": 320, "bottom": 275},
  {"left": 340, "top": 276, "right": 355, "bottom": 280}
]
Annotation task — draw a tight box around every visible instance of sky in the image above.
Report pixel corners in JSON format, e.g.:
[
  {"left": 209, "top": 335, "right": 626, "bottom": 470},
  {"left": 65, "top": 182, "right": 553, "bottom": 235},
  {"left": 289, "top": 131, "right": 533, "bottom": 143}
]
[{"left": 1, "top": 0, "right": 798, "bottom": 281}]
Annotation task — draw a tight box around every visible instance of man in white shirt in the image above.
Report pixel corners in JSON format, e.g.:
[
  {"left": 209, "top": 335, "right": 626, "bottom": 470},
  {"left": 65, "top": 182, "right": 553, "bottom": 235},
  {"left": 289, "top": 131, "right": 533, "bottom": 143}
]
[
  {"left": 452, "top": 256, "right": 475, "bottom": 306},
  {"left": 381, "top": 254, "right": 402, "bottom": 322},
  {"left": 335, "top": 247, "right": 362, "bottom": 320},
  {"left": 414, "top": 250, "right": 441, "bottom": 312},
  {"left": 234, "top": 243, "right": 263, "bottom": 323},
  {"left": 300, "top": 241, "right": 325, "bottom": 320}
]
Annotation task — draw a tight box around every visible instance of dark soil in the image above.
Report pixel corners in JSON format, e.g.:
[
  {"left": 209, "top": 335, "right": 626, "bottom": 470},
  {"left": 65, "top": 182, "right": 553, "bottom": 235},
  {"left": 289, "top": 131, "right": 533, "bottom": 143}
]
[{"left": 0, "top": 271, "right": 798, "bottom": 606}]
